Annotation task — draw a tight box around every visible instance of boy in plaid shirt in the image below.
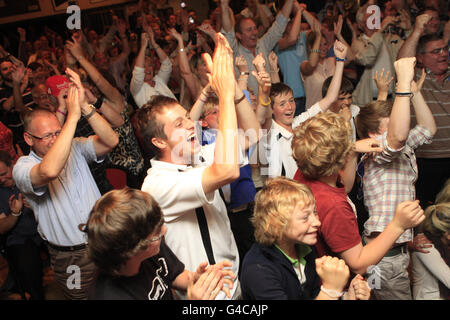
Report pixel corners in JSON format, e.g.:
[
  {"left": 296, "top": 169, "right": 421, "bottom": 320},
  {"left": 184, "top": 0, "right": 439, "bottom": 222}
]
[{"left": 355, "top": 57, "right": 437, "bottom": 299}]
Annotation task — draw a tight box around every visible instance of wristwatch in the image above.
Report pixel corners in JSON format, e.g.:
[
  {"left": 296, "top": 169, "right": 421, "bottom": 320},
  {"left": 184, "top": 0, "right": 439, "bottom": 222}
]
[{"left": 84, "top": 104, "right": 97, "bottom": 120}]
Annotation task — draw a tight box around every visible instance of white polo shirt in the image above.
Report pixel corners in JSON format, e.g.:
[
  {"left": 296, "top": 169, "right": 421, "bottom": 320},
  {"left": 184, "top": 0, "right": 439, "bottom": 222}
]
[
  {"left": 262, "top": 102, "right": 322, "bottom": 178},
  {"left": 141, "top": 144, "right": 239, "bottom": 300}
]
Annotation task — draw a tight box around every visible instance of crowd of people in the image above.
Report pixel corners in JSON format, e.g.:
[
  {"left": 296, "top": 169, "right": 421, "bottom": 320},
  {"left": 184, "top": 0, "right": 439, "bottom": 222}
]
[{"left": 0, "top": 0, "right": 449, "bottom": 300}]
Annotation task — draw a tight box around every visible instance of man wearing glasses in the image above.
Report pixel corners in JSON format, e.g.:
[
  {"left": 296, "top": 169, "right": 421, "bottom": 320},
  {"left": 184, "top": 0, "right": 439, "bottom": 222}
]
[
  {"left": 398, "top": 11, "right": 450, "bottom": 209},
  {"left": 12, "top": 69, "right": 119, "bottom": 300}
]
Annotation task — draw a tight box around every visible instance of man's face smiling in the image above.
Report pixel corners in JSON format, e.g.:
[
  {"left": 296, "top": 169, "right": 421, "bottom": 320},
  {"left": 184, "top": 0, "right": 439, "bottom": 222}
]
[
  {"left": 156, "top": 104, "right": 201, "bottom": 164},
  {"left": 272, "top": 91, "right": 296, "bottom": 131},
  {"left": 237, "top": 19, "right": 258, "bottom": 50},
  {"left": 418, "top": 39, "right": 449, "bottom": 76}
]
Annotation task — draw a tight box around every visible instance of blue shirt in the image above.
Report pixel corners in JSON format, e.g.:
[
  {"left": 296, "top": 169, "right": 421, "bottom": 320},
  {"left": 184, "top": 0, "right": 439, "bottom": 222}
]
[
  {"left": 275, "top": 32, "right": 308, "bottom": 99},
  {"left": 13, "top": 137, "right": 103, "bottom": 246},
  {"left": 199, "top": 127, "right": 256, "bottom": 209}
]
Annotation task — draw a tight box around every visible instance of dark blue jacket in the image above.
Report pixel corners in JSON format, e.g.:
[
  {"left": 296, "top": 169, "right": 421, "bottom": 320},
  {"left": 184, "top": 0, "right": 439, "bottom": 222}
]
[{"left": 241, "top": 243, "right": 320, "bottom": 300}]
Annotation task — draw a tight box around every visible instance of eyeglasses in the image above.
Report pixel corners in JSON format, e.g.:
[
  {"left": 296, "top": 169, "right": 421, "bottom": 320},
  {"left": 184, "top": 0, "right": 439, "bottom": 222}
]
[
  {"left": 424, "top": 46, "right": 449, "bottom": 55},
  {"left": 26, "top": 130, "right": 60, "bottom": 141},
  {"left": 142, "top": 226, "right": 166, "bottom": 245}
]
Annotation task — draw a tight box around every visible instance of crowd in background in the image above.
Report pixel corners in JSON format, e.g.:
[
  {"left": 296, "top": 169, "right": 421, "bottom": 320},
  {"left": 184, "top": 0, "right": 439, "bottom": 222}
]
[{"left": 0, "top": 0, "right": 449, "bottom": 301}]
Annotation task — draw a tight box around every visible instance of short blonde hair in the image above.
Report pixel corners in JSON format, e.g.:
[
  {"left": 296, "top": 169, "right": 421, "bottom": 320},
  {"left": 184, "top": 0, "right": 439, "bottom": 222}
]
[
  {"left": 200, "top": 96, "right": 219, "bottom": 119},
  {"left": 292, "top": 112, "right": 352, "bottom": 180},
  {"left": 252, "top": 177, "right": 315, "bottom": 246}
]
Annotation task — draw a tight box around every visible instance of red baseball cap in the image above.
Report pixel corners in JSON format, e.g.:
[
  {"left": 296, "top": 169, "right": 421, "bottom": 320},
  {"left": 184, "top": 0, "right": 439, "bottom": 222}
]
[{"left": 46, "top": 75, "right": 70, "bottom": 97}]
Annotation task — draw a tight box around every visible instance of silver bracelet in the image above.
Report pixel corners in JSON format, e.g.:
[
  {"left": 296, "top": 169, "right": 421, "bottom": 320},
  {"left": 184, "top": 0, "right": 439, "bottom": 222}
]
[
  {"left": 11, "top": 209, "right": 22, "bottom": 217},
  {"left": 320, "top": 285, "right": 344, "bottom": 298}
]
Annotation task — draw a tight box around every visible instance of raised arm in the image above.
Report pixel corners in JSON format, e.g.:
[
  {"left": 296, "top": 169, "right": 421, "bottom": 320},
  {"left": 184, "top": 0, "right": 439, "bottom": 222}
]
[
  {"left": 300, "top": 21, "right": 322, "bottom": 77},
  {"left": 279, "top": 0, "right": 294, "bottom": 20},
  {"left": 189, "top": 84, "right": 212, "bottom": 122},
  {"left": 278, "top": 2, "right": 303, "bottom": 50},
  {"left": 235, "top": 55, "right": 249, "bottom": 91},
  {"left": 220, "top": 0, "right": 234, "bottom": 33},
  {"left": 411, "top": 69, "right": 437, "bottom": 136},
  {"left": 66, "top": 33, "right": 124, "bottom": 114},
  {"left": 201, "top": 33, "right": 239, "bottom": 194},
  {"left": 169, "top": 28, "right": 202, "bottom": 99},
  {"left": 397, "top": 14, "right": 431, "bottom": 59},
  {"left": 130, "top": 32, "right": 149, "bottom": 97},
  {"left": 115, "top": 19, "right": 131, "bottom": 62},
  {"left": 66, "top": 68, "right": 118, "bottom": 158},
  {"left": 386, "top": 57, "right": 416, "bottom": 150},
  {"left": 317, "top": 41, "right": 347, "bottom": 112},
  {"left": 11, "top": 64, "right": 28, "bottom": 113}
]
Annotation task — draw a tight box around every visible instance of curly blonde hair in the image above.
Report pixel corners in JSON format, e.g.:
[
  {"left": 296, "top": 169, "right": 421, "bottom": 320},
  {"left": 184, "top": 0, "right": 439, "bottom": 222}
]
[
  {"left": 291, "top": 112, "right": 352, "bottom": 180},
  {"left": 252, "top": 177, "right": 315, "bottom": 246}
]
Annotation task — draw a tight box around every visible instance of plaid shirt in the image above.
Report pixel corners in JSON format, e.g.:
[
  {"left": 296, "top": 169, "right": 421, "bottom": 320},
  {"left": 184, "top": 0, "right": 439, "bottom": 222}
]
[{"left": 362, "top": 125, "right": 433, "bottom": 244}]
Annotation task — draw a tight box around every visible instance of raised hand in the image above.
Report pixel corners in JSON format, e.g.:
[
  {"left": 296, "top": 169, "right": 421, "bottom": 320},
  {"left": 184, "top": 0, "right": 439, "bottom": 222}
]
[
  {"left": 235, "top": 55, "right": 249, "bottom": 74},
  {"left": 140, "top": 32, "right": 149, "bottom": 49},
  {"left": 252, "top": 70, "right": 271, "bottom": 94},
  {"left": 394, "top": 57, "right": 416, "bottom": 92},
  {"left": 202, "top": 33, "right": 235, "bottom": 99},
  {"left": 252, "top": 52, "right": 266, "bottom": 73},
  {"left": 11, "top": 64, "right": 26, "bottom": 84},
  {"left": 334, "top": 40, "right": 348, "bottom": 60},
  {"left": 65, "top": 33, "right": 84, "bottom": 60},
  {"left": 413, "top": 13, "right": 432, "bottom": 36},
  {"left": 334, "top": 15, "right": 344, "bottom": 38},
  {"left": 268, "top": 51, "right": 278, "bottom": 72},
  {"left": 411, "top": 68, "right": 426, "bottom": 94},
  {"left": 198, "top": 23, "right": 217, "bottom": 41},
  {"left": 373, "top": 68, "right": 394, "bottom": 93},
  {"left": 168, "top": 28, "right": 183, "bottom": 43},
  {"left": 398, "top": 9, "right": 412, "bottom": 31}
]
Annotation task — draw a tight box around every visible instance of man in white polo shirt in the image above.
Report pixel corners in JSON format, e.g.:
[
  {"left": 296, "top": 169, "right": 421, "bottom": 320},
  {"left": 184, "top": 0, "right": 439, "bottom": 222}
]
[{"left": 138, "top": 34, "right": 256, "bottom": 300}]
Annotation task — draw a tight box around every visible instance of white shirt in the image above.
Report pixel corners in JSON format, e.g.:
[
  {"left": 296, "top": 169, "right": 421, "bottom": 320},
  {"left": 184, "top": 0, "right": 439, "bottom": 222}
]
[
  {"left": 130, "top": 58, "right": 177, "bottom": 108},
  {"left": 412, "top": 244, "right": 450, "bottom": 300},
  {"left": 141, "top": 144, "right": 239, "bottom": 300},
  {"left": 349, "top": 104, "right": 360, "bottom": 142},
  {"left": 262, "top": 102, "right": 322, "bottom": 178}
]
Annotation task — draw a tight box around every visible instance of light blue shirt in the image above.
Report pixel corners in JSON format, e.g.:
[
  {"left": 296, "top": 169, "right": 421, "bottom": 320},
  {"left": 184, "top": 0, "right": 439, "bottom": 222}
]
[
  {"left": 13, "top": 138, "right": 103, "bottom": 246},
  {"left": 275, "top": 31, "right": 308, "bottom": 99}
]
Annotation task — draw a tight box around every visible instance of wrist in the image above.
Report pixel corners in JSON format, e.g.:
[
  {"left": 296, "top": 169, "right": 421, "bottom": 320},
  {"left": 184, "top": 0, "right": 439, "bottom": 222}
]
[
  {"left": 396, "top": 83, "right": 411, "bottom": 92},
  {"left": 82, "top": 104, "right": 97, "bottom": 119},
  {"left": 11, "top": 209, "right": 22, "bottom": 217},
  {"left": 320, "top": 285, "right": 344, "bottom": 299}
]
